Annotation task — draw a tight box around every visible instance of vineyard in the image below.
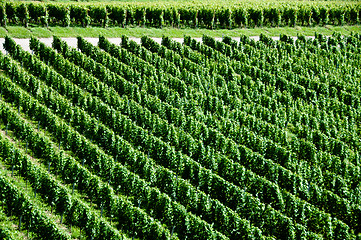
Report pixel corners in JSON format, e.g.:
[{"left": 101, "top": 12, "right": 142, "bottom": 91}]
[
  {"left": 0, "top": 31, "right": 360, "bottom": 239},
  {"left": 1, "top": 1, "right": 361, "bottom": 29}
]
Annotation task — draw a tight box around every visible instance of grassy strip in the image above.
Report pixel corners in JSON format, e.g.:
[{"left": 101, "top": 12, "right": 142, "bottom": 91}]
[
  {"left": 1, "top": 25, "right": 360, "bottom": 38},
  {"left": 13, "top": 0, "right": 347, "bottom": 3}
]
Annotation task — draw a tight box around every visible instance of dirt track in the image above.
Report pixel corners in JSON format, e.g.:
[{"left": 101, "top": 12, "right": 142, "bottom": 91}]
[{"left": 0, "top": 36, "right": 314, "bottom": 53}]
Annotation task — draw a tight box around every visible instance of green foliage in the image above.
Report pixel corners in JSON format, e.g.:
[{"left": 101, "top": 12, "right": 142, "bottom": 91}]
[
  {"left": 0, "top": 15, "right": 360, "bottom": 240},
  {"left": 1, "top": 1, "right": 360, "bottom": 29},
  {"left": 0, "top": 173, "right": 70, "bottom": 239},
  {"left": 0, "top": 4, "right": 6, "bottom": 27},
  {"left": 28, "top": 3, "right": 48, "bottom": 27}
]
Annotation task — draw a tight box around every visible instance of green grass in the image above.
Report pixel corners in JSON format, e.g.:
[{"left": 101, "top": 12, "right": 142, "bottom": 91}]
[
  {"left": 1, "top": 25, "right": 360, "bottom": 38},
  {"left": 4, "top": 27, "right": 33, "bottom": 38},
  {"left": 13, "top": 0, "right": 348, "bottom": 4}
]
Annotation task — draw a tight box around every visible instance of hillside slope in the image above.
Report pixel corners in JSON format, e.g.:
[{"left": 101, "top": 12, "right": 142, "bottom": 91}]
[{"left": 0, "top": 33, "right": 360, "bottom": 239}]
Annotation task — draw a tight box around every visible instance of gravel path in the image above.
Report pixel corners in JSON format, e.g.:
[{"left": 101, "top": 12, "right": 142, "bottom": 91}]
[
  {"left": 0, "top": 37, "right": 215, "bottom": 53},
  {"left": 0, "top": 36, "right": 315, "bottom": 53}
]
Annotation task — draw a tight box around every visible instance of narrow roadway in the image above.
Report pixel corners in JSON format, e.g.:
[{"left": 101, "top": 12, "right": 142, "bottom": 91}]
[{"left": 0, "top": 36, "right": 315, "bottom": 53}]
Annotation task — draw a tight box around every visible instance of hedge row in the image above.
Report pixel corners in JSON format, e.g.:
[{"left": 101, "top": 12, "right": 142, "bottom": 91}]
[{"left": 0, "top": 1, "right": 360, "bottom": 29}]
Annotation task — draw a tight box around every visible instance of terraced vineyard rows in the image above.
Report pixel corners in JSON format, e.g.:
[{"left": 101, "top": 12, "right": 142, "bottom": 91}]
[{"left": 0, "top": 32, "right": 360, "bottom": 239}]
